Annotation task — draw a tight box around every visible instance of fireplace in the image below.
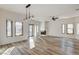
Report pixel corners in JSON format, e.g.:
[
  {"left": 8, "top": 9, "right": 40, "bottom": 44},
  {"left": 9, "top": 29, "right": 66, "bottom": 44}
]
[{"left": 41, "top": 30, "right": 46, "bottom": 35}]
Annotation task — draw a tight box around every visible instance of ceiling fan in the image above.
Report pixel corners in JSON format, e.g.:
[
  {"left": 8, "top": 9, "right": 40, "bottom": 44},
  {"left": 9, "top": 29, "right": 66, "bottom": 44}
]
[
  {"left": 24, "top": 4, "right": 59, "bottom": 21},
  {"left": 51, "top": 16, "right": 59, "bottom": 21}
]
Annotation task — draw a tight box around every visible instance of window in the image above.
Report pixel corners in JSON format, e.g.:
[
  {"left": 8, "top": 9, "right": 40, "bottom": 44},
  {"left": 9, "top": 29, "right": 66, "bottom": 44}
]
[
  {"left": 6, "top": 20, "right": 13, "bottom": 37},
  {"left": 67, "top": 24, "right": 74, "bottom": 34},
  {"left": 15, "top": 22, "right": 23, "bottom": 36},
  {"left": 77, "top": 23, "right": 79, "bottom": 34},
  {"left": 62, "top": 24, "right": 65, "bottom": 34}
]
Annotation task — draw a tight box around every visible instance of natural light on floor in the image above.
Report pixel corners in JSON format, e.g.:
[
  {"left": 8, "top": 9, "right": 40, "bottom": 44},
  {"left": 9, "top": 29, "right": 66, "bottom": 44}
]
[{"left": 29, "top": 37, "right": 35, "bottom": 49}]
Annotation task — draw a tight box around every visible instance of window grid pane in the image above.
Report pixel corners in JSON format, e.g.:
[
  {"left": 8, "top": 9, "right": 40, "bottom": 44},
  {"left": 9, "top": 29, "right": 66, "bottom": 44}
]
[
  {"left": 15, "top": 22, "right": 23, "bottom": 36},
  {"left": 6, "top": 20, "right": 12, "bottom": 37},
  {"left": 67, "top": 24, "right": 74, "bottom": 34}
]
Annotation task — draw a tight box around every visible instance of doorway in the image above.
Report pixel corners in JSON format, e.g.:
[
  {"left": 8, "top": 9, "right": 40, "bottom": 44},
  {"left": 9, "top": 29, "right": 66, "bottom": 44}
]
[{"left": 28, "top": 24, "right": 39, "bottom": 49}]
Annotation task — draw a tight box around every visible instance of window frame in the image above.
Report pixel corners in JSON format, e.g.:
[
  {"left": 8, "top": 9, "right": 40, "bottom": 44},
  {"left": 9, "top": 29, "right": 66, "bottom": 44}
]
[
  {"left": 76, "top": 23, "right": 79, "bottom": 35},
  {"left": 15, "top": 21, "right": 23, "bottom": 36},
  {"left": 6, "top": 20, "right": 13, "bottom": 37},
  {"left": 66, "top": 24, "right": 74, "bottom": 35},
  {"left": 61, "top": 24, "right": 65, "bottom": 34}
]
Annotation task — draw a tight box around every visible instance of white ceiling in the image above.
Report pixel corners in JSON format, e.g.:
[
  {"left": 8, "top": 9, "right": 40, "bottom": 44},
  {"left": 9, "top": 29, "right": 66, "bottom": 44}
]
[{"left": 0, "top": 4, "right": 79, "bottom": 19}]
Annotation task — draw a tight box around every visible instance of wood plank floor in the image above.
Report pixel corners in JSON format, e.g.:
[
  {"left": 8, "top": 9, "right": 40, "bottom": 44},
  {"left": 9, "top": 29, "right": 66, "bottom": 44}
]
[
  {"left": 1, "top": 36, "right": 79, "bottom": 55},
  {"left": 0, "top": 40, "right": 27, "bottom": 54}
]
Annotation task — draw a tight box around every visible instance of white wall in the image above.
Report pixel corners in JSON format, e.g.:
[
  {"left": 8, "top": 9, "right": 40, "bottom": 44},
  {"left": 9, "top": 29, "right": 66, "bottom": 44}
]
[
  {"left": 0, "top": 8, "right": 41, "bottom": 45},
  {"left": 46, "top": 17, "right": 79, "bottom": 39},
  {"left": 0, "top": 8, "right": 28, "bottom": 45},
  {"left": 74, "top": 17, "right": 79, "bottom": 39},
  {"left": 40, "top": 21, "right": 45, "bottom": 31},
  {"left": 1, "top": 7, "right": 79, "bottom": 45}
]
